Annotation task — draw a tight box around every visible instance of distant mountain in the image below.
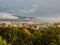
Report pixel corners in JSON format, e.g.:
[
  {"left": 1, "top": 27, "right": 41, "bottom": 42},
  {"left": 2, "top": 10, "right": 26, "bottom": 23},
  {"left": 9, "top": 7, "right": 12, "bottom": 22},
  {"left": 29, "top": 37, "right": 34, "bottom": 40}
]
[
  {"left": 0, "top": 15, "right": 39, "bottom": 21},
  {"left": 0, "top": 7, "right": 39, "bottom": 21},
  {"left": 14, "top": 15, "right": 38, "bottom": 20}
]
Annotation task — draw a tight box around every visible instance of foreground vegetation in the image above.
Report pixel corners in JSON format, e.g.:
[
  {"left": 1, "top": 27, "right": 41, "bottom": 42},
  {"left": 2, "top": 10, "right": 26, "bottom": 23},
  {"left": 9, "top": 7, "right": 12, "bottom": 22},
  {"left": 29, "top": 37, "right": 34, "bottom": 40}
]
[{"left": 0, "top": 26, "right": 60, "bottom": 45}]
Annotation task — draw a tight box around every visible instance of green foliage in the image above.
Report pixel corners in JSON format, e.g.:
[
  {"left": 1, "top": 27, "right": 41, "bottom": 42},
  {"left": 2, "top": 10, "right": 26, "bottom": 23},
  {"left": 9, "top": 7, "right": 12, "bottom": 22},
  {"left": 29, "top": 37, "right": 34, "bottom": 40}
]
[
  {"left": 0, "top": 26, "right": 60, "bottom": 45},
  {"left": 0, "top": 36, "right": 8, "bottom": 45}
]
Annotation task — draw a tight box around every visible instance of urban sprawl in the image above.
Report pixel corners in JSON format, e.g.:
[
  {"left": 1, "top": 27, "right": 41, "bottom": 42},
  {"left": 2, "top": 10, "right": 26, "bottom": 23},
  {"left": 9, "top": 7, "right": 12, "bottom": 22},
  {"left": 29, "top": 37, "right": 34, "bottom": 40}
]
[{"left": 0, "top": 21, "right": 60, "bottom": 30}]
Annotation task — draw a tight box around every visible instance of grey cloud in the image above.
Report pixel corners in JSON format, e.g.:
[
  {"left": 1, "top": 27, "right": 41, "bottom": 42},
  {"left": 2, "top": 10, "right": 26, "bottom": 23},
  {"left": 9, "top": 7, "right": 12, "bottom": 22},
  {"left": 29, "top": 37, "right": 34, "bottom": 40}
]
[
  {"left": 0, "top": 0, "right": 60, "bottom": 18},
  {"left": 17, "top": 4, "right": 38, "bottom": 13}
]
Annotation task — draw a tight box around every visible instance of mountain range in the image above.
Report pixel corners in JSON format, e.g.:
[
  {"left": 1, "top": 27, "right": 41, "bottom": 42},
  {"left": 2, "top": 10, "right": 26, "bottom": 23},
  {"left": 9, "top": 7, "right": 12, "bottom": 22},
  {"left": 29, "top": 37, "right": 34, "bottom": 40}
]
[{"left": 0, "top": 15, "right": 39, "bottom": 22}]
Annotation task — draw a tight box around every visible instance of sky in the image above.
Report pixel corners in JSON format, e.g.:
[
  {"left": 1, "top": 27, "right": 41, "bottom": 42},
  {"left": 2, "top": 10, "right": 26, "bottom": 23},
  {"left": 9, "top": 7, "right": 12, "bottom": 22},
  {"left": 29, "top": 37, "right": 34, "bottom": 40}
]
[{"left": 0, "top": 0, "right": 60, "bottom": 19}]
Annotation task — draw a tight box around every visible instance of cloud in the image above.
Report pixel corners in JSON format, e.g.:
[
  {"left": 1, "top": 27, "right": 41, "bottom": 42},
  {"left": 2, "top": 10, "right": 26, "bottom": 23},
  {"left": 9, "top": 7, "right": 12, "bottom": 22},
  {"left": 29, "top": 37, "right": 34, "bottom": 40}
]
[
  {"left": 39, "top": 18, "right": 60, "bottom": 23},
  {"left": 17, "top": 4, "right": 38, "bottom": 13},
  {"left": 0, "top": 12, "right": 19, "bottom": 19}
]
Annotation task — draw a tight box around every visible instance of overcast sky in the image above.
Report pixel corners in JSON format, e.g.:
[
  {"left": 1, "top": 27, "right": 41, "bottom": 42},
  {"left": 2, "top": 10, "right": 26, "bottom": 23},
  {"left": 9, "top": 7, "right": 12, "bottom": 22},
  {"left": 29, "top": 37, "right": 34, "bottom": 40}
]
[{"left": 0, "top": 0, "right": 60, "bottom": 18}]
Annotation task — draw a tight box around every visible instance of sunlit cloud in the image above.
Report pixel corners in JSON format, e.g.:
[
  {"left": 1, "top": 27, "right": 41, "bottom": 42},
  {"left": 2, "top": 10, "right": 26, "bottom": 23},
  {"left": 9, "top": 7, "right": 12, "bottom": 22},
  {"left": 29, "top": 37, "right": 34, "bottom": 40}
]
[
  {"left": 17, "top": 4, "right": 38, "bottom": 13},
  {"left": 0, "top": 12, "right": 19, "bottom": 19}
]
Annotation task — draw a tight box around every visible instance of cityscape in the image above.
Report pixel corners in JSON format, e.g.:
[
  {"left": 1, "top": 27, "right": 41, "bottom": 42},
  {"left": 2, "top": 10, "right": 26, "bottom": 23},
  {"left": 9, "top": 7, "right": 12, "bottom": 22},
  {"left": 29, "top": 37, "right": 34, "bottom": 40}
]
[{"left": 0, "top": 21, "right": 60, "bottom": 30}]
